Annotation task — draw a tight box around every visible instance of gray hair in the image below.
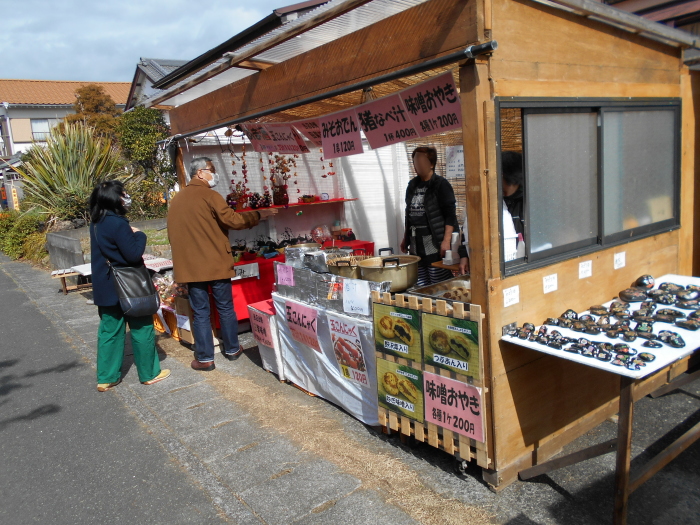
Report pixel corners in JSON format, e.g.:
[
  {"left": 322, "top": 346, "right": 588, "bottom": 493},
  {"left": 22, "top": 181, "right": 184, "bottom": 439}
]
[{"left": 189, "top": 157, "right": 213, "bottom": 178}]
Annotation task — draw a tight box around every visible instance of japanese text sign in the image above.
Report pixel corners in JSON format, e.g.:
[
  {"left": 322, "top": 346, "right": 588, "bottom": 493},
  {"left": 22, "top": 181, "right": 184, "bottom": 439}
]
[
  {"left": 250, "top": 308, "right": 274, "bottom": 348},
  {"left": 242, "top": 124, "right": 277, "bottom": 153},
  {"left": 285, "top": 300, "right": 321, "bottom": 352},
  {"left": 355, "top": 94, "right": 418, "bottom": 149},
  {"left": 373, "top": 303, "right": 422, "bottom": 362},
  {"left": 421, "top": 313, "right": 480, "bottom": 380},
  {"left": 399, "top": 71, "right": 462, "bottom": 137},
  {"left": 276, "top": 263, "right": 294, "bottom": 286},
  {"left": 423, "top": 372, "right": 484, "bottom": 442},
  {"left": 318, "top": 108, "right": 364, "bottom": 159},
  {"left": 327, "top": 312, "right": 369, "bottom": 388},
  {"left": 293, "top": 119, "right": 323, "bottom": 147},
  {"left": 377, "top": 358, "right": 424, "bottom": 423},
  {"left": 264, "top": 123, "right": 310, "bottom": 154}
]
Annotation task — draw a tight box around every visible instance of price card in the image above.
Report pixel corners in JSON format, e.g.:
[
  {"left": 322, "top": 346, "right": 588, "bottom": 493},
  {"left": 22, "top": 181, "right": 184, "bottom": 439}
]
[
  {"left": 343, "top": 279, "right": 371, "bottom": 316},
  {"left": 614, "top": 252, "right": 626, "bottom": 270},
  {"left": 503, "top": 285, "right": 520, "bottom": 308},
  {"left": 543, "top": 274, "right": 558, "bottom": 294},
  {"left": 277, "top": 264, "right": 295, "bottom": 286},
  {"left": 232, "top": 262, "right": 260, "bottom": 281},
  {"left": 579, "top": 260, "right": 592, "bottom": 279}
]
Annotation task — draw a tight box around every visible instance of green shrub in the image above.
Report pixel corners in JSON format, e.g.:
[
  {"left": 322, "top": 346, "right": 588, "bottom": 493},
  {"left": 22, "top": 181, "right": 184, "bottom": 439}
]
[
  {"left": 4, "top": 213, "right": 44, "bottom": 259},
  {"left": 22, "top": 232, "right": 49, "bottom": 266},
  {"left": 0, "top": 211, "right": 19, "bottom": 246}
]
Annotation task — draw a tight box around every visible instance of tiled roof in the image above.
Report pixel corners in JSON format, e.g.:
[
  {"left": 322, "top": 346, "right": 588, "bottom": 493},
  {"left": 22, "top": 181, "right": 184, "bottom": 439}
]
[{"left": 0, "top": 79, "right": 131, "bottom": 106}]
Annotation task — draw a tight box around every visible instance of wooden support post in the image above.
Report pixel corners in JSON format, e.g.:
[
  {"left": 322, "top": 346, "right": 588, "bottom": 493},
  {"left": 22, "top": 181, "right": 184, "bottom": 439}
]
[
  {"left": 175, "top": 146, "right": 187, "bottom": 189},
  {"left": 614, "top": 377, "right": 635, "bottom": 525}
]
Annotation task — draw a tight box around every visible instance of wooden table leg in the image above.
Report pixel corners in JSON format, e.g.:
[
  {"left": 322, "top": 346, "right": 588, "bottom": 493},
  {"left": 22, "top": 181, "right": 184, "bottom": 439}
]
[
  {"left": 60, "top": 276, "right": 68, "bottom": 295},
  {"left": 613, "top": 376, "right": 635, "bottom": 525}
]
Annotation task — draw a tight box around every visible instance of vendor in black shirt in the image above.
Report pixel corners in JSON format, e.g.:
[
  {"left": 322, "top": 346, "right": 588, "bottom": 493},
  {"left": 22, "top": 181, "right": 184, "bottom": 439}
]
[
  {"left": 502, "top": 151, "right": 524, "bottom": 240},
  {"left": 400, "top": 146, "right": 458, "bottom": 286}
]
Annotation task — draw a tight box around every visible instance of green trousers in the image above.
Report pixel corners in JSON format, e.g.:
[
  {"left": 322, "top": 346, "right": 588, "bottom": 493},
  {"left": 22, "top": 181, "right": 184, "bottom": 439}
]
[{"left": 97, "top": 305, "right": 161, "bottom": 384}]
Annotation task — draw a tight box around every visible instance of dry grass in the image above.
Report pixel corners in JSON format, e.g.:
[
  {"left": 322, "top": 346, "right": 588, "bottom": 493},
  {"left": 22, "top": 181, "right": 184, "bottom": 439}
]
[{"left": 159, "top": 337, "right": 493, "bottom": 525}]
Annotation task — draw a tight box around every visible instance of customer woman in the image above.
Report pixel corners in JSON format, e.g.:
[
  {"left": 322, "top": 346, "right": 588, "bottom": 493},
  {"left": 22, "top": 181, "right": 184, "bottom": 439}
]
[
  {"left": 400, "top": 146, "right": 458, "bottom": 286},
  {"left": 90, "top": 180, "right": 169, "bottom": 392}
]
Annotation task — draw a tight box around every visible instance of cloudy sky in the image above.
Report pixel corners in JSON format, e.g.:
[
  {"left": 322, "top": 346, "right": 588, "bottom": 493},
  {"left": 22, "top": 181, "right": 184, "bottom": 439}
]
[{"left": 1, "top": 0, "right": 289, "bottom": 82}]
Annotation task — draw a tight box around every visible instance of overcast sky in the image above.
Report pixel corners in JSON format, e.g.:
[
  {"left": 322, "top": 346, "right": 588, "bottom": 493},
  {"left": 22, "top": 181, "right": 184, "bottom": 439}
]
[{"left": 1, "top": 0, "right": 289, "bottom": 82}]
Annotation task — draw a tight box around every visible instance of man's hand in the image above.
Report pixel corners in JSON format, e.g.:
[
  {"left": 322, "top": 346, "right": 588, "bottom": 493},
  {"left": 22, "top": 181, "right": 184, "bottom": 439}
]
[
  {"left": 258, "top": 208, "right": 278, "bottom": 220},
  {"left": 400, "top": 238, "right": 407, "bottom": 254},
  {"left": 131, "top": 227, "right": 140, "bottom": 233},
  {"left": 459, "top": 257, "right": 469, "bottom": 275}
]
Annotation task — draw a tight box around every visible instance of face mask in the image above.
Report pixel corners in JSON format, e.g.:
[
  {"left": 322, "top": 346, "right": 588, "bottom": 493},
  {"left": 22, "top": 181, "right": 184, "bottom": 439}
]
[
  {"left": 122, "top": 194, "right": 132, "bottom": 210},
  {"left": 208, "top": 172, "right": 220, "bottom": 188}
]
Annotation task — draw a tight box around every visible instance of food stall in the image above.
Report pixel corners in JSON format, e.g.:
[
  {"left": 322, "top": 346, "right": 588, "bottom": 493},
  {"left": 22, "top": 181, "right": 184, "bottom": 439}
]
[{"left": 158, "top": 0, "right": 700, "bottom": 522}]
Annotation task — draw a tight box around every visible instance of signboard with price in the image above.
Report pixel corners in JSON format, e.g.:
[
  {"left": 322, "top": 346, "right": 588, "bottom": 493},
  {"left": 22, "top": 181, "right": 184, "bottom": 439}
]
[
  {"left": 399, "top": 71, "right": 462, "bottom": 137},
  {"left": 327, "top": 312, "right": 369, "bottom": 388},
  {"left": 249, "top": 308, "right": 274, "bottom": 348},
  {"left": 423, "top": 372, "right": 484, "bottom": 442},
  {"left": 354, "top": 94, "right": 417, "bottom": 149}
]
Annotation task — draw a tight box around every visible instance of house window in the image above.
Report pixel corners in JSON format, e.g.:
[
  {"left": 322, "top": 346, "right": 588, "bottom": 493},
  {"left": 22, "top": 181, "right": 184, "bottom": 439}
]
[
  {"left": 497, "top": 99, "right": 680, "bottom": 276},
  {"left": 31, "top": 119, "right": 51, "bottom": 142}
]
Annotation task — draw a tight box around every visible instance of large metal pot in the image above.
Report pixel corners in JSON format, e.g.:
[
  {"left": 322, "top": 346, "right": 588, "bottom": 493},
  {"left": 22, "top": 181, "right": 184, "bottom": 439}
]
[
  {"left": 358, "top": 255, "right": 420, "bottom": 292},
  {"left": 327, "top": 255, "right": 374, "bottom": 280}
]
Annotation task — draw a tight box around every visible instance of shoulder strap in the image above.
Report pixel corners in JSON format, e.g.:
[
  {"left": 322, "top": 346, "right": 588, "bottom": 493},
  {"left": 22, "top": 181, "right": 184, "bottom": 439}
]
[{"left": 94, "top": 221, "right": 113, "bottom": 267}]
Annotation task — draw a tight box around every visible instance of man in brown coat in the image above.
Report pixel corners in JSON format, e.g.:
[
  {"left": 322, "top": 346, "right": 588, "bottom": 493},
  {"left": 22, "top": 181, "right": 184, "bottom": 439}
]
[{"left": 168, "top": 156, "right": 277, "bottom": 370}]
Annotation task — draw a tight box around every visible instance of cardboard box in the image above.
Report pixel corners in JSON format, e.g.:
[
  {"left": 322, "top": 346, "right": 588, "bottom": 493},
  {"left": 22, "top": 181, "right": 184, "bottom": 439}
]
[{"left": 174, "top": 296, "right": 195, "bottom": 344}]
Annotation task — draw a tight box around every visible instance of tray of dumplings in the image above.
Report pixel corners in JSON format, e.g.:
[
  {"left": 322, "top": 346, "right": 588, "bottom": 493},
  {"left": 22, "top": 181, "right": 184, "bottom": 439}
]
[{"left": 410, "top": 276, "right": 471, "bottom": 303}]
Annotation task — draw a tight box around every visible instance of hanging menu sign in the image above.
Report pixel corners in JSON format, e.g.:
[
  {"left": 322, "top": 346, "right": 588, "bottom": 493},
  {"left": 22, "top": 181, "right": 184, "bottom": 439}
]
[
  {"left": 355, "top": 94, "right": 418, "bottom": 149},
  {"left": 242, "top": 124, "right": 277, "bottom": 153},
  {"left": 399, "top": 71, "right": 462, "bottom": 137},
  {"left": 318, "top": 108, "right": 364, "bottom": 159},
  {"left": 327, "top": 312, "right": 370, "bottom": 388},
  {"left": 264, "top": 123, "right": 310, "bottom": 154},
  {"left": 293, "top": 119, "right": 323, "bottom": 147}
]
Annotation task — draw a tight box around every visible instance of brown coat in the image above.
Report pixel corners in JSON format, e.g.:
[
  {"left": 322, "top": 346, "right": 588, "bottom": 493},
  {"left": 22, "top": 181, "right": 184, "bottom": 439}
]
[{"left": 167, "top": 179, "right": 260, "bottom": 283}]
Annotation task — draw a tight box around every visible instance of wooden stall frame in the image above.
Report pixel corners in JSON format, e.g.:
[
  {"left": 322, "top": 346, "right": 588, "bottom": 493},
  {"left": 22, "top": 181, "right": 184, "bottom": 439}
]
[{"left": 372, "top": 290, "right": 492, "bottom": 470}]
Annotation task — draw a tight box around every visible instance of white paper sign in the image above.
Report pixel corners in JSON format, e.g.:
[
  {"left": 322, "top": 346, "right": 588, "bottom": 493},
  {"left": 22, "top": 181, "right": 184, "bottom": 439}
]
[
  {"left": 343, "top": 279, "right": 371, "bottom": 316},
  {"left": 232, "top": 262, "right": 260, "bottom": 281},
  {"left": 503, "top": 285, "right": 520, "bottom": 308},
  {"left": 614, "top": 252, "right": 626, "bottom": 270},
  {"left": 445, "top": 145, "right": 465, "bottom": 179},
  {"left": 579, "top": 260, "right": 592, "bottom": 279},
  {"left": 543, "top": 274, "right": 558, "bottom": 294},
  {"left": 176, "top": 314, "right": 191, "bottom": 332}
]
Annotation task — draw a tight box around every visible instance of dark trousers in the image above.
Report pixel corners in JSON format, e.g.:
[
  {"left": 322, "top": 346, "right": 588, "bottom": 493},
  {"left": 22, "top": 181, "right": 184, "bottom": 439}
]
[{"left": 188, "top": 279, "right": 239, "bottom": 362}]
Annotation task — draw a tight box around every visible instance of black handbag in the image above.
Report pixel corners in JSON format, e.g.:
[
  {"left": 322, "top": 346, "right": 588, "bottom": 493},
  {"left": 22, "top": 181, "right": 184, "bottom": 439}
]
[{"left": 95, "top": 223, "right": 160, "bottom": 317}]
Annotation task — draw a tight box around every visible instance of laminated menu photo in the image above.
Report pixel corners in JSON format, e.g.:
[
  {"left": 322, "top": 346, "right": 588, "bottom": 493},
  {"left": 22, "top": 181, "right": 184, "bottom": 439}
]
[
  {"left": 376, "top": 358, "right": 424, "bottom": 423},
  {"left": 422, "top": 312, "right": 480, "bottom": 380},
  {"left": 373, "top": 303, "right": 422, "bottom": 362}
]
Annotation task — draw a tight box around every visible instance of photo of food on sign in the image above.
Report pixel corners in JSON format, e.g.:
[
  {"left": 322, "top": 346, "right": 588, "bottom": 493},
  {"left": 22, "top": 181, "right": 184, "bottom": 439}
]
[
  {"left": 373, "top": 303, "right": 422, "bottom": 362},
  {"left": 422, "top": 313, "right": 480, "bottom": 379},
  {"left": 376, "top": 358, "right": 424, "bottom": 423},
  {"left": 327, "top": 312, "right": 370, "bottom": 388}
]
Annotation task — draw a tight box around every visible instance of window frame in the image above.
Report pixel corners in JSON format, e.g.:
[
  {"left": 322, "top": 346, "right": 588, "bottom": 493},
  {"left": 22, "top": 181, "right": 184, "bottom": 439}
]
[
  {"left": 30, "top": 118, "right": 51, "bottom": 142},
  {"left": 495, "top": 98, "right": 682, "bottom": 278}
]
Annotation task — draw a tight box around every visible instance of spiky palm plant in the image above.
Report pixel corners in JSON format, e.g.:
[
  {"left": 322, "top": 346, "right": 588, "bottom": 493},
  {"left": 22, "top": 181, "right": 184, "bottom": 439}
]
[{"left": 15, "top": 121, "right": 125, "bottom": 226}]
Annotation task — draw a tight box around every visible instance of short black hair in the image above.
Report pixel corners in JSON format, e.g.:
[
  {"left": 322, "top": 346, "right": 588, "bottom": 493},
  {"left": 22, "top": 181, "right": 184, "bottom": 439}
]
[
  {"left": 90, "top": 180, "right": 127, "bottom": 223},
  {"left": 501, "top": 151, "right": 523, "bottom": 187},
  {"left": 411, "top": 146, "right": 438, "bottom": 170}
]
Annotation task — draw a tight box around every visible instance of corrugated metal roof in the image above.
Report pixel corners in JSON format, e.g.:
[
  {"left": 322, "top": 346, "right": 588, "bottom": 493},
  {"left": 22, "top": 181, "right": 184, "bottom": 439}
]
[
  {"left": 0, "top": 79, "right": 131, "bottom": 106},
  {"left": 138, "top": 58, "right": 189, "bottom": 82},
  {"left": 142, "top": 0, "right": 430, "bottom": 108}
]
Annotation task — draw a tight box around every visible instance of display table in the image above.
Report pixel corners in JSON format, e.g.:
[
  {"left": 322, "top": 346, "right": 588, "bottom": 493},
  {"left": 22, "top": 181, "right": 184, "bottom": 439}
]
[
  {"left": 272, "top": 291, "right": 380, "bottom": 426},
  {"left": 322, "top": 239, "right": 374, "bottom": 255},
  {"left": 503, "top": 275, "right": 700, "bottom": 525}
]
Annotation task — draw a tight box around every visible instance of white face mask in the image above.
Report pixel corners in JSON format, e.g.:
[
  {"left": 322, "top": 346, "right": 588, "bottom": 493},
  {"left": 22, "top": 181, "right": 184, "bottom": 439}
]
[
  {"left": 122, "top": 193, "right": 132, "bottom": 210},
  {"left": 208, "top": 172, "right": 220, "bottom": 188}
]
